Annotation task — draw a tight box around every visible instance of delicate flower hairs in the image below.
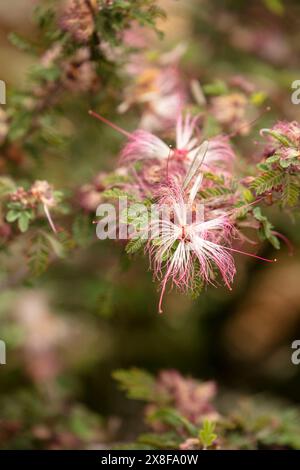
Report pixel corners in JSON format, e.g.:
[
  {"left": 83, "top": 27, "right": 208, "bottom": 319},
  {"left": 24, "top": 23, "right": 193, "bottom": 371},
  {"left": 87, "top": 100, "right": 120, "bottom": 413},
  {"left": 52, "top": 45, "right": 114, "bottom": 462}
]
[{"left": 89, "top": 110, "right": 277, "bottom": 313}]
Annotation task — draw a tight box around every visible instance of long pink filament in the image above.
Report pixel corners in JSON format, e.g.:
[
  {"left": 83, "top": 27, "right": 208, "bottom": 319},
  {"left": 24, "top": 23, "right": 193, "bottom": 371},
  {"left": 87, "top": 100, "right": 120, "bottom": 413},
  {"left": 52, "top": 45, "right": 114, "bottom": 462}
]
[
  {"left": 225, "top": 245, "right": 276, "bottom": 263},
  {"left": 88, "top": 110, "right": 132, "bottom": 139}
]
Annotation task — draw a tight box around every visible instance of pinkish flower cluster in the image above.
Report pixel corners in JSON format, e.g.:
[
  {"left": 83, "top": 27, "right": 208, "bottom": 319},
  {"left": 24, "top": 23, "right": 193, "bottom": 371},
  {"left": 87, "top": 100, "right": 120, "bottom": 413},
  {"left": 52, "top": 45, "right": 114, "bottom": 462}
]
[
  {"left": 152, "top": 369, "right": 219, "bottom": 426},
  {"left": 118, "top": 45, "right": 187, "bottom": 133},
  {"left": 90, "top": 107, "right": 280, "bottom": 312},
  {"left": 59, "top": 0, "right": 97, "bottom": 44}
]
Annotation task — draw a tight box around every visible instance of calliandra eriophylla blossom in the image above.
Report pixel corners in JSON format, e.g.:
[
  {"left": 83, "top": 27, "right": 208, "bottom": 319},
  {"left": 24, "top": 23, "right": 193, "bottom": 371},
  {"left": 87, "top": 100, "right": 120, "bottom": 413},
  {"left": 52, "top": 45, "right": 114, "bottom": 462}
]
[
  {"left": 145, "top": 146, "right": 277, "bottom": 313},
  {"left": 89, "top": 111, "right": 277, "bottom": 313},
  {"left": 89, "top": 111, "right": 235, "bottom": 179},
  {"left": 120, "top": 113, "right": 235, "bottom": 176}
]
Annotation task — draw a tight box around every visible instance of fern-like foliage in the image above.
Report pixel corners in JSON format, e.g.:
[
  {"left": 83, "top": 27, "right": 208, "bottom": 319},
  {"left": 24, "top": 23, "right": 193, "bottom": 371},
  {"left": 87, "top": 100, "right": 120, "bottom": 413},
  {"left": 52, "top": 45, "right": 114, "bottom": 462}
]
[
  {"left": 251, "top": 170, "right": 284, "bottom": 195},
  {"left": 282, "top": 177, "right": 300, "bottom": 207},
  {"left": 199, "top": 186, "right": 233, "bottom": 200},
  {"left": 125, "top": 237, "right": 146, "bottom": 255}
]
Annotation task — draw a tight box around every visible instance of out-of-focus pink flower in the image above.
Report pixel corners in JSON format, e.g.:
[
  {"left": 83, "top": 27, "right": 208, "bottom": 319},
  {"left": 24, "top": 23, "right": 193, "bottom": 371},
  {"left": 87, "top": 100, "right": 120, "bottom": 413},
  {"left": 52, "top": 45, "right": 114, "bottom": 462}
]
[
  {"left": 89, "top": 109, "right": 237, "bottom": 205},
  {"left": 62, "top": 48, "right": 99, "bottom": 93},
  {"left": 119, "top": 45, "right": 187, "bottom": 132},
  {"left": 151, "top": 369, "right": 219, "bottom": 427},
  {"left": 31, "top": 180, "right": 57, "bottom": 233},
  {"left": 142, "top": 159, "right": 276, "bottom": 312},
  {"left": 179, "top": 438, "right": 201, "bottom": 450},
  {"left": 14, "top": 291, "right": 69, "bottom": 383},
  {"left": 139, "top": 66, "right": 186, "bottom": 132},
  {"left": 122, "top": 22, "right": 152, "bottom": 49},
  {"left": 229, "top": 75, "right": 256, "bottom": 95},
  {"left": 40, "top": 44, "right": 62, "bottom": 68},
  {"left": 77, "top": 183, "right": 103, "bottom": 212},
  {"left": 211, "top": 93, "right": 250, "bottom": 136},
  {"left": 59, "top": 0, "right": 96, "bottom": 43}
]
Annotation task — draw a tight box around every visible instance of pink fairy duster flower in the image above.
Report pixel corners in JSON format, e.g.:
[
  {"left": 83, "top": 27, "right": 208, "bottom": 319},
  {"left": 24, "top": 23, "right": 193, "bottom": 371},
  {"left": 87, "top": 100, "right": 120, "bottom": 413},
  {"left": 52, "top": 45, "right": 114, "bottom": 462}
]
[
  {"left": 89, "top": 110, "right": 236, "bottom": 201},
  {"left": 40, "top": 44, "right": 62, "bottom": 68},
  {"left": 77, "top": 183, "right": 103, "bottom": 212},
  {"left": 142, "top": 150, "right": 236, "bottom": 313},
  {"left": 89, "top": 111, "right": 276, "bottom": 312},
  {"left": 179, "top": 438, "right": 202, "bottom": 450},
  {"left": 120, "top": 113, "right": 235, "bottom": 174},
  {"left": 173, "top": 114, "right": 235, "bottom": 176},
  {"left": 147, "top": 184, "right": 236, "bottom": 313},
  {"left": 119, "top": 113, "right": 198, "bottom": 164},
  {"left": 10, "top": 181, "right": 58, "bottom": 233},
  {"left": 143, "top": 151, "right": 276, "bottom": 313}
]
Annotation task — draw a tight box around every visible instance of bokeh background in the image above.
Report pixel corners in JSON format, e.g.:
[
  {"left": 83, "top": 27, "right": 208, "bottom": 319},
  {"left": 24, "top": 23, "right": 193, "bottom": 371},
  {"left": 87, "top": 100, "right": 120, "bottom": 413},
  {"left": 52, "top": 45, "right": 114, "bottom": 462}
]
[{"left": 1, "top": 0, "right": 300, "bottom": 449}]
